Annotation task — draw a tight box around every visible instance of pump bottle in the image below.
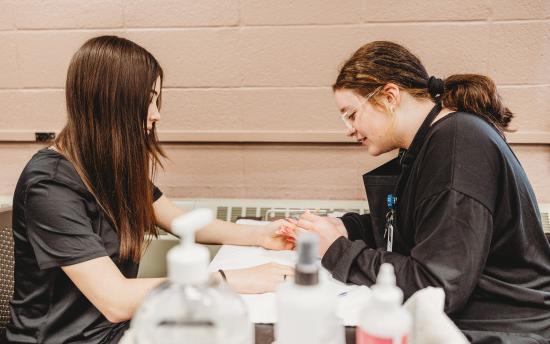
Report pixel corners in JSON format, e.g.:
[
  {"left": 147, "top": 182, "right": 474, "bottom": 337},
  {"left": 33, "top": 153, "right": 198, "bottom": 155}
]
[
  {"left": 131, "top": 209, "right": 254, "bottom": 344},
  {"left": 275, "top": 232, "right": 345, "bottom": 344}
]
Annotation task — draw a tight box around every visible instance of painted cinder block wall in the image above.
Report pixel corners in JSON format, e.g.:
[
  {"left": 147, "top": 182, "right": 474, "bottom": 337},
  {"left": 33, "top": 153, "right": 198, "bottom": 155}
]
[{"left": 0, "top": 0, "right": 549, "bottom": 202}]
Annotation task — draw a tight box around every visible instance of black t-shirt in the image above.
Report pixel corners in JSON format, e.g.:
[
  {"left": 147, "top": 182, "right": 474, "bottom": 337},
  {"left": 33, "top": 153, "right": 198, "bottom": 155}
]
[
  {"left": 324, "top": 113, "right": 550, "bottom": 340},
  {"left": 6, "top": 148, "right": 163, "bottom": 344}
]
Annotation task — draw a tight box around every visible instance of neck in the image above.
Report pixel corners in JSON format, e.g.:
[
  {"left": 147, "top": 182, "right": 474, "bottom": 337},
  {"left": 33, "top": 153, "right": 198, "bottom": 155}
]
[{"left": 396, "top": 98, "right": 436, "bottom": 150}]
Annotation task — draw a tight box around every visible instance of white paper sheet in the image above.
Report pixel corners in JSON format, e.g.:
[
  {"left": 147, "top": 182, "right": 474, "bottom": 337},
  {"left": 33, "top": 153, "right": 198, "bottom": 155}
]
[{"left": 209, "top": 244, "right": 370, "bottom": 325}]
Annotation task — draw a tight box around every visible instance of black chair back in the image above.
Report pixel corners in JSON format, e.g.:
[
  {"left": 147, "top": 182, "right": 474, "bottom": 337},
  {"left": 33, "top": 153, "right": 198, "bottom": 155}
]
[{"left": 0, "top": 210, "right": 14, "bottom": 343}]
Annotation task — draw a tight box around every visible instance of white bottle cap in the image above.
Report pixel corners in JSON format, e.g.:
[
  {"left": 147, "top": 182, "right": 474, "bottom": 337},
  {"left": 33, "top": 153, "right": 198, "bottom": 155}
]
[
  {"left": 371, "top": 263, "right": 403, "bottom": 306},
  {"left": 167, "top": 209, "right": 214, "bottom": 285}
]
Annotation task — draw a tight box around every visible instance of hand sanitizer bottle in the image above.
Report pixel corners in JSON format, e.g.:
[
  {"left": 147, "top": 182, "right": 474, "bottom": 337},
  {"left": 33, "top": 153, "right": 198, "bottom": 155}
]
[
  {"left": 275, "top": 232, "right": 345, "bottom": 344},
  {"left": 131, "top": 209, "right": 254, "bottom": 344},
  {"left": 356, "top": 263, "right": 411, "bottom": 344}
]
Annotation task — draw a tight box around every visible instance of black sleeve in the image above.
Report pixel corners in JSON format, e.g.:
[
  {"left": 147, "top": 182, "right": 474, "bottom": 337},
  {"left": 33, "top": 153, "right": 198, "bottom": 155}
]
[
  {"left": 152, "top": 185, "right": 163, "bottom": 202},
  {"left": 340, "top": 213, "right": 376, "bottom": 247},
  {"left": 322, "top": 188, "right": 492, "bottom": 314},
  {"left": 25, "top": 180, "right": 108, "bottom": 270}
]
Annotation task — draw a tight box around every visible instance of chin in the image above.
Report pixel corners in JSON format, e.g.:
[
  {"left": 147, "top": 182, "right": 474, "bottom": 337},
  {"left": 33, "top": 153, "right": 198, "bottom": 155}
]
[
  {"left": 367, "top": 147, "right": 382, "bottom": 156},
  {"left": 365, "top": 145, "right": 390, "bottom": 157}
]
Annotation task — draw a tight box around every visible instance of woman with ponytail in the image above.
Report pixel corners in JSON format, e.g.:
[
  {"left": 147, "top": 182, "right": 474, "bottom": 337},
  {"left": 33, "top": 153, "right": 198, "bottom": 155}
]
[
  {"left": 6, "top": 36, "right": 294, "bottom": 344},
  {"left": 284, "top": 41, "right": 550, "bottom": 342}
]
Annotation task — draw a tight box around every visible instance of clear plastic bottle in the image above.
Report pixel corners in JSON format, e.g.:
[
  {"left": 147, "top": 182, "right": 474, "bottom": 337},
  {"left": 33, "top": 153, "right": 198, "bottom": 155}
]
[
  {"left": 275, "top": 232, "right": 345, "bottom": 344},
  {"left": 356, "top": 263, "right": 411, "bottom": 344},
  {"left": 130, "top": 209, "right": 254, "bottom": 344}
]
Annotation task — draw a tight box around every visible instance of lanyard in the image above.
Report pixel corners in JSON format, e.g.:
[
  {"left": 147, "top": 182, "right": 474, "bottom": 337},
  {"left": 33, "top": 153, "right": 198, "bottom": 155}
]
[{"left": 385, "top": 101, "right": 443, "bottom": 251}]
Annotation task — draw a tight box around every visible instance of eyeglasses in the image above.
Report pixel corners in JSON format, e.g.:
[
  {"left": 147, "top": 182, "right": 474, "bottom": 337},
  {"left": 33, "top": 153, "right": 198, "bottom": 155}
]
[{"left": 340, "top": 86, "right": 382, "bottom": 130}]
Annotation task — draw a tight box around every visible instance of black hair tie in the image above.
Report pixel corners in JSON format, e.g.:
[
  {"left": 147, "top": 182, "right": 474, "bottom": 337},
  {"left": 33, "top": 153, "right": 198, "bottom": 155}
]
[{"left": 428, "top": 76, "right": 444, "bottom": 98}]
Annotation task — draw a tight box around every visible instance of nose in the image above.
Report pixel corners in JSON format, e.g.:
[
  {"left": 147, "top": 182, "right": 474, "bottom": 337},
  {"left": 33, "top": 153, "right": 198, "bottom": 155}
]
[
  {"left": 346, "top": 127, "right": 356, "bottom": 138},
  {"left": 151, "top": 109, "right": 161, "bottom": 122}
]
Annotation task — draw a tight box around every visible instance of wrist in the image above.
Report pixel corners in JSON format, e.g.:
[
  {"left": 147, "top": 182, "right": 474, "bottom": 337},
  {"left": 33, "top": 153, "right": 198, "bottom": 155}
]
[
  {"left": 255, "top": 226, "right": 267, "bottom": 248},
  {"left": 336, "top": 218, "right": 348, "bottom": 238},
  {"left": 336, "top": 217, "right": 349, "bottom": 238}
]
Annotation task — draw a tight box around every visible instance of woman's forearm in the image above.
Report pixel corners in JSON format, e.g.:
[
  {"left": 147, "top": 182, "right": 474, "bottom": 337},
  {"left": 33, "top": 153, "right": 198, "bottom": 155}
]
[
  {"left": 102, "top": 277, "right": 166, "bottom": 323},
  {"left": 196, "top": 219, "right": 263, "bottom": 246},
  {"left": 62, "top": 257, "right": 167, "bottom": 324}
]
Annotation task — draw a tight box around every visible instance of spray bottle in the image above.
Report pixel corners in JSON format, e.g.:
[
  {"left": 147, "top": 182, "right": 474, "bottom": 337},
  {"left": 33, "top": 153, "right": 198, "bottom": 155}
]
[{"left": 275, "top": 232, "right": 345, "bottom": 344}]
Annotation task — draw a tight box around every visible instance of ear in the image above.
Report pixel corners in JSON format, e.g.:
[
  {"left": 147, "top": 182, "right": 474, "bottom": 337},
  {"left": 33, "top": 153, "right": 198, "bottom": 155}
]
[{"left": 381, "top": 83, "right": 401, "bottom": 109}]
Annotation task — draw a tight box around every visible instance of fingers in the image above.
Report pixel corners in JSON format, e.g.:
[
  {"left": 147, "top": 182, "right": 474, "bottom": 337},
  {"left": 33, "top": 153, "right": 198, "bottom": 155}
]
[
  {"left": 276, "top": 225, "right": 298, "bottom": 239},
  {"left": 226, "top": 263, "right": 296, "bottom": 294},
  {"left": 296, "top": 218, "right": 316, "bottom": 232},
  {"left": 286, "top": 218, "right": 298, "bottom": 225},
  {"left": 261, "top": 262, "right": 295, "bottom": 279},
  {"left": 274, "top": 219, "right": 298, "bottom": 234},
  {"left": 283, "top": 235, "right": 296, "bottom": 244},
  {"left": 281, "top": 230, "right": 310, "bottom": 246},
  {"left": 294, "top": 227, "right": 309, "bottom": 238},
  {"left": 273, "top": 214, "right": 324, "bottom": 245},
  {"left": 279, "top": 264, "right": 295, "bottom": 276},
  {"left": 278, "top": 266, "right": 295, "bottom": 283},
  {"left": 284, "top": 242, "right": 295, "bottom": 250},
  {"left": 278, "top": 218, "right": 297, "bottom": 227},
  {"left": 276, "top": 222, "right": 309, "bottom": 239},
  {"left": 299, "top": 210, "right": 322, "bottom": 222},
  {"left": 272, "top": 263, "right": 295, "bottom": 280},
  {"left": 264, "top": 262, "right": 293, "bottom": 271}
]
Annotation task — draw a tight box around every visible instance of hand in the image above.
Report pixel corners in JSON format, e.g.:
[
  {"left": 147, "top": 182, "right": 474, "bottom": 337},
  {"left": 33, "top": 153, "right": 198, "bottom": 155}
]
[
  {"left": 224, "top": 263, "right": 294, "bottom": 294},
  {"left": 296, "top": 211, "right": 347, "bottom": 257},
  {"left": 258, "top": 219, "right": 298, "bottom": 251},
  {"left": 284, "top": 215, "right": 347, "bottom": 240}
]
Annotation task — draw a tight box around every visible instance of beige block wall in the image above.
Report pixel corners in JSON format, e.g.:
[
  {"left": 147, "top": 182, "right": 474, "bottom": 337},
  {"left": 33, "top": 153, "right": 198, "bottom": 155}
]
[{"left": 0, "top": 0, "right": 549, "bottom": 202}]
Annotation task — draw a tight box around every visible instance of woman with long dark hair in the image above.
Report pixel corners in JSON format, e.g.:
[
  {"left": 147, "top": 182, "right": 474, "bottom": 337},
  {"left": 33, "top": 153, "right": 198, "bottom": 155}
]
[
  {"left": 6, "top": 36, "right": 294, "bottom": 344},
  {"left": 285, "top": 41, "right": 550, "bottom": 343}
]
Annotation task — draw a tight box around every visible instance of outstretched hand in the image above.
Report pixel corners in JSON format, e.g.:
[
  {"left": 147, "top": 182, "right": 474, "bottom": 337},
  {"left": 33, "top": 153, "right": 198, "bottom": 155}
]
[
  {"left": 298, "top": 211, "right": 347, "bottom": 256},
  {"left": 258, "top": 219, "right": 299, "bottom": 251},
  {"left": 224, "top": 263, "right": 294, "bottom": 294}
]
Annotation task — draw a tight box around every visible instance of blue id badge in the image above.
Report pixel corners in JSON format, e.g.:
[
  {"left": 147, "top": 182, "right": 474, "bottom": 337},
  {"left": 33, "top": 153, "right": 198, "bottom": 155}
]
[{"left": 385, "top": 194, "right": 396, "bottom": 252}]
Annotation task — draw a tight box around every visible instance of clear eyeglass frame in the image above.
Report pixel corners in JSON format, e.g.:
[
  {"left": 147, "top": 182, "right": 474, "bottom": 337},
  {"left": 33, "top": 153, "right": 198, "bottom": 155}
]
[{"left": 340, "top": 86, "right": 382, "bottom": 130}]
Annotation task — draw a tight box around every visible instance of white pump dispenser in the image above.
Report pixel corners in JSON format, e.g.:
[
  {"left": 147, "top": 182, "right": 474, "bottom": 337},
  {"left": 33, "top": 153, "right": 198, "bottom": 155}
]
[
  {"left": 275, "top": 233, "right": 345, "bottom": 344},
  {"left": 167, "top": 208, "right": 213, "bottom": 285},
  {"left": 129, "top": 208, "right": 253, "bottom": 344}
]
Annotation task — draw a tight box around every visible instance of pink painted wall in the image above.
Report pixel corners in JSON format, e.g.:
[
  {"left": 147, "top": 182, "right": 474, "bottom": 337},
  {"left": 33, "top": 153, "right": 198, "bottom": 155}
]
[{"left": 1, "top": 0, "right": 549, "bottom": 202}]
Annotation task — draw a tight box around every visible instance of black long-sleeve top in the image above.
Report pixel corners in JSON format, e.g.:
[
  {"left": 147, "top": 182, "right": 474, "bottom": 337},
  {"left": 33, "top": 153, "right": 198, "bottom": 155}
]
[{"left": 321, "top": 112, "right": 550, "bottom": 342}]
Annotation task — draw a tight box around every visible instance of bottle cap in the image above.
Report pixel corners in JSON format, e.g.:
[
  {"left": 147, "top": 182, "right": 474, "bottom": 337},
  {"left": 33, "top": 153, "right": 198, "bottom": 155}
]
[
  {"left": 371, "top": 263, "right": 403, "bottom": 305},
  {"left": 295, "top": 232, "right": 319, "bottom": 285}
]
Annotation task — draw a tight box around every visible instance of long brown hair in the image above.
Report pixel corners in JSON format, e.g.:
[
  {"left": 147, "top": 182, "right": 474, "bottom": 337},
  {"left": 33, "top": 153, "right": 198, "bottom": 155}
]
[
  {"left": 55, "top": 36, "right": 165, "bottom": 262},
  {"left": 333, "top": 41, "right": 513, "bottom": 137}
]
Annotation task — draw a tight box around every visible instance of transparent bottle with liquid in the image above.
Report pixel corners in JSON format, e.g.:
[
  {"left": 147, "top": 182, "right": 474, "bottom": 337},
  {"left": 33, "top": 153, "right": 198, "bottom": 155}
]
[{"left": 130, "top": 209, "right": 254, "bottom": 344}]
